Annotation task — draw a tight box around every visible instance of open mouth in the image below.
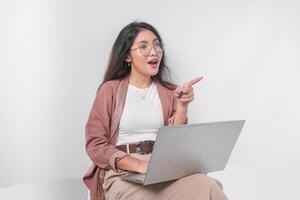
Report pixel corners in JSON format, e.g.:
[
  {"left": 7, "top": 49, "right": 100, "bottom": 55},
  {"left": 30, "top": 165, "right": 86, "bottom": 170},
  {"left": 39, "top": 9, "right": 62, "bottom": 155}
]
[{"left": 147, "top": 59, "right": 159, "bottom": 66}]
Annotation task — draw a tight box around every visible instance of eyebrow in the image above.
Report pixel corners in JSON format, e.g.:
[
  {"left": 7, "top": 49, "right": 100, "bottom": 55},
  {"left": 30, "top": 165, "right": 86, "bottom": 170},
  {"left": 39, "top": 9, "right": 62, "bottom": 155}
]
[{"left": 136, "top": 38, "right": 159, "bottom": 44}]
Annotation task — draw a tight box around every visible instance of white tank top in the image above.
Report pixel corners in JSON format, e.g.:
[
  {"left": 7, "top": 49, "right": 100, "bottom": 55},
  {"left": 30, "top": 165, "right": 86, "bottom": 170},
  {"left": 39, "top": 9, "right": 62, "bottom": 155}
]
[{"left": 117, "top": 81, "right": 164, "bottom": 145}]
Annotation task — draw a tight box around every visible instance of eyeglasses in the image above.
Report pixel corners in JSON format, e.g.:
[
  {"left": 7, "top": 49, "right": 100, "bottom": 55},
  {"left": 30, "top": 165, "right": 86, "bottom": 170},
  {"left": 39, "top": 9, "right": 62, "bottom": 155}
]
[{"left": 130, "top": 42, "right": 164, "bottom": 57}]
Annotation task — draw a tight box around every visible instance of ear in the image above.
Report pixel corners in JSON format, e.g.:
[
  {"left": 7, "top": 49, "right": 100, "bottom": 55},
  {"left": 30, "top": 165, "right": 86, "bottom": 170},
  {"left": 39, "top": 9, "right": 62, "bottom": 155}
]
[{"left": 125, "top": 54, "right": 132, "bottom": 63}]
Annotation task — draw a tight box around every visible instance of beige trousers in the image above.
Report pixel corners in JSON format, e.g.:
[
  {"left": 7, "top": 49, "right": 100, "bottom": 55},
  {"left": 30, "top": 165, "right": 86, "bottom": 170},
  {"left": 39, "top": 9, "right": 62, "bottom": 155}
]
[{"left": 102, "top": 153, "right": 228, "bottom": 200}]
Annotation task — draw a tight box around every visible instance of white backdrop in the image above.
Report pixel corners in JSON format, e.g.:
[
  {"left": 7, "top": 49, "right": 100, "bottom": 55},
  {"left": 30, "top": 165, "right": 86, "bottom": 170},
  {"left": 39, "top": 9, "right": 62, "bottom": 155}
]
[{"left": 1, "top": 0, "right": 299, "bottom": 198}]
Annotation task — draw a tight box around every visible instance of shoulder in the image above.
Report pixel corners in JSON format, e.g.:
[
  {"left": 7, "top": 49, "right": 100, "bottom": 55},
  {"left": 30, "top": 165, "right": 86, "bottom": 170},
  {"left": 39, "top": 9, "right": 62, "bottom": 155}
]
[
  {"left": 93, "top": 79, "right": 123, "bottom": 108},
  {"left": 97, "top": 79, "right": 122, "bottom": 96}
]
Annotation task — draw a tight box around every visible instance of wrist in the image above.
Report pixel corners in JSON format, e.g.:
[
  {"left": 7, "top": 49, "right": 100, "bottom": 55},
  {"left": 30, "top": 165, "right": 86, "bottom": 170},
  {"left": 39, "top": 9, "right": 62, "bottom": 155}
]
[
  {"left": 137, "top": 160, "right": 147, "bottom": 173},
  {"left": 176, "top": 102, "right": 188, "bottom": 113}
]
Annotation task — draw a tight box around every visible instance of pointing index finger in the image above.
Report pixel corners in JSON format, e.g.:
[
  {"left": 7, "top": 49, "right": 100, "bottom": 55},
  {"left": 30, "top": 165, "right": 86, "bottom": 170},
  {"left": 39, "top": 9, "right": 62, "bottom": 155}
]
[{"left": 186, "top": 76, "right": 203, "bottom": 87}]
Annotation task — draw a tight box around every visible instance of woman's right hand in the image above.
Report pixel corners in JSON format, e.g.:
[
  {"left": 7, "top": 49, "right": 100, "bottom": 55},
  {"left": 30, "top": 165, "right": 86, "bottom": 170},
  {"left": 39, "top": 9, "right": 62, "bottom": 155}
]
[
  {"left": 116, "top": 155, "right": 149, "bottom": 174},
  {"left": 136, "top": 160, "right": 149, "bottom": 174}
]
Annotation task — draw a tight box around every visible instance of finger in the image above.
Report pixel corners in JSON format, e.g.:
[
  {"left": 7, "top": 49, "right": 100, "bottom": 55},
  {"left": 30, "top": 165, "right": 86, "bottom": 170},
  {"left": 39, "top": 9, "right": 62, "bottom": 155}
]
[
  {"left": 175, "top": 93, "right": 182, "bottom": 98},
  {"left": 185, "top": 76, "right": 203, "bottom": 87},
  {"left": 175, "top": 86, "right": 184, "bottom": 98},
  {"left": 179, "top": 94, "right": 194, "bottom": 100},
  {"left": 175, "top": 86, "right": 183, "bottom": 94},
  {"left": 180, "top": 93, "right": 193, "bottom": 99},
  {"left": 182, "top": 87, "right": 193, "bottom": 94},
  {"left": 179, "top": 96, "right": 194, "bottom": 103}
]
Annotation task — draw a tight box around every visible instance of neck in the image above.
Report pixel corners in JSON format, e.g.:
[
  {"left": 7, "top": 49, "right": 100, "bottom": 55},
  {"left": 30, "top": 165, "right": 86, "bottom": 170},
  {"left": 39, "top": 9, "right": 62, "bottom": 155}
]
[{"left": 128, "top": 71, "right": 152, "bottom": 89}]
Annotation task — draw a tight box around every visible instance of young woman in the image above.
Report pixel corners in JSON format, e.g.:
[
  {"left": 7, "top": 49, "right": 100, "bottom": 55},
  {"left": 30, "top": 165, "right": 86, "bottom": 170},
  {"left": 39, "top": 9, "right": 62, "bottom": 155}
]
[{"left": 83, "top": 21, "right": 228, "bottom": 200}]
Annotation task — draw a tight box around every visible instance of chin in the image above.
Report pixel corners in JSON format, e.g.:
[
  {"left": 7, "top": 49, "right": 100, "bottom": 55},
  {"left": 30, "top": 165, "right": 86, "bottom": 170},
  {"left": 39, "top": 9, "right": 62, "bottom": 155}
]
[{"left": 150, "top": 70, "right": 159, "bottom": 76}]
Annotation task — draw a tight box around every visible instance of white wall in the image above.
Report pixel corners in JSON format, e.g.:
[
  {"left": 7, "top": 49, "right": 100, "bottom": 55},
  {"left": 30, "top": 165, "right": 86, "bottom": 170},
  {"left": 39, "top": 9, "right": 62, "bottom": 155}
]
[{"left": 1, "top": 0, "right": 299, "bottom": 192}]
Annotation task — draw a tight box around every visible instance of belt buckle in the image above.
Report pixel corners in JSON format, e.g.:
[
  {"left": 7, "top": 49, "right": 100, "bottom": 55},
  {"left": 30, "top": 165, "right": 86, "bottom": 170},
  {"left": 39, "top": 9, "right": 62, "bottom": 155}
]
[{"left": 136, "top": 140, "right": 154, "bottom": 155}]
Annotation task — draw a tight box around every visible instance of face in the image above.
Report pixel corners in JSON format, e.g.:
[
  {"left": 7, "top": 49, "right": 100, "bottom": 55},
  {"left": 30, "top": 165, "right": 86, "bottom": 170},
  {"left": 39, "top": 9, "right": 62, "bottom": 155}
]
[{"left": 126, "top": 29, "right": 163, "bottom": 77}]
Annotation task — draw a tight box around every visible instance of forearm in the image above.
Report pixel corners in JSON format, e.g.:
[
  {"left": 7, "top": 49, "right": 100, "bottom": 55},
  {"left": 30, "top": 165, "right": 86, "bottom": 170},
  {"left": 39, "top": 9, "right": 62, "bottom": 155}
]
[
  {"left": 173, "top": 102, "right": 188, "bottom": 125},
  {"left": 116, "top": 155, "right": 148, "bottom": 173}
]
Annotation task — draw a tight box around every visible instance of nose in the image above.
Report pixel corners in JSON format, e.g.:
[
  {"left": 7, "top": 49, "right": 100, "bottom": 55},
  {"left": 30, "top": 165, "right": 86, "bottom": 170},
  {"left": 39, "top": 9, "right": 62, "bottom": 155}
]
[{"left": 149, "top": 45, "right": 158, "bottom": 56}]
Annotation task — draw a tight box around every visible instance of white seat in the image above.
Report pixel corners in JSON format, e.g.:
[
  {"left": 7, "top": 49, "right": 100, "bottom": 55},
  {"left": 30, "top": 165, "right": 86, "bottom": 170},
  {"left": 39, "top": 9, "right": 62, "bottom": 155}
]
[
  {"left": 210, "top": 162, "right": 300, "bottom": 200},
  {"left": 87, "top": 190, "right": 91, "bottom": 200},
  {"left": 0, "top": 179, "right": 87, "bottom": 200}
]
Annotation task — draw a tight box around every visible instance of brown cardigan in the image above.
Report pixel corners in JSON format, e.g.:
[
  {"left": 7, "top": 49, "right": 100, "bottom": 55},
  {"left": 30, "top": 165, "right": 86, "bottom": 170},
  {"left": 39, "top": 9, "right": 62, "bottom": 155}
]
[{"left": 83, "top": 75, "right": 181, "bottom": 200}]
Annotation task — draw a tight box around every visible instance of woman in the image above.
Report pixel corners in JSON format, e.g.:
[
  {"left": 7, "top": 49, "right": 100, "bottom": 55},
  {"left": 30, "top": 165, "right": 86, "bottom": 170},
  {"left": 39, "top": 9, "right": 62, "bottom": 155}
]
[{"left": 83, "top": 21, "right": 228, "bottom": 200}]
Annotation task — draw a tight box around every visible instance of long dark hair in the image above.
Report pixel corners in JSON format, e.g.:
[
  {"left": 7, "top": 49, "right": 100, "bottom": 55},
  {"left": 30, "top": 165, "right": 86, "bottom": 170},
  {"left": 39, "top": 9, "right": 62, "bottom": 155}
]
[{"left": 99, "top": 21, "right": 176, "bottom": 91}]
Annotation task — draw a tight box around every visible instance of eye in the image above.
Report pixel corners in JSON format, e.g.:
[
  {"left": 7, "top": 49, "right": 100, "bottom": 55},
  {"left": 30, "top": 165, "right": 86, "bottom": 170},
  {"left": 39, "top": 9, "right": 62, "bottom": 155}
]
[
  {"left": 138, "top": 45, "right": 148, "bottom": 50},
  {"left": 154, "top": 42, "right": 163, "bottom": 50}
]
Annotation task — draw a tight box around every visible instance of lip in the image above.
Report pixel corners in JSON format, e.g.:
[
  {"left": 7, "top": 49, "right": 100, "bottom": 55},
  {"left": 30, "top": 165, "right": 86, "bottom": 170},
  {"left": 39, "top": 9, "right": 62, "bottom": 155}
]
[
  {"left": 147, "top": 58, "right": 159, "bottom": 63},
  {"left": 147, "top": 58, "right": 159, "bottom": 69},
  {"left": 148, "top": 61, "right": 159, "bottom": 69},
  {"left": 148, "top": 63, "right": 158, "bottom": 69}
]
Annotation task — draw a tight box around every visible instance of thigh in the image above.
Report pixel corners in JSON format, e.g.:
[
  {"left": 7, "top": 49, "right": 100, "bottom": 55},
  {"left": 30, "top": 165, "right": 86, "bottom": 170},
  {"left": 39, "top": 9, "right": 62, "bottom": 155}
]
[
  {"left": 157, "top": 173, "right": 226, "bottom": 200},
  {"left": 102, "top": 169, "right": 165, "bottom": 200},
  {"left": 102, "top": 153, "right": 157, "bottom": 200},
  {"left": 102, "top": 154, "right": 226, "bottom": 200}
]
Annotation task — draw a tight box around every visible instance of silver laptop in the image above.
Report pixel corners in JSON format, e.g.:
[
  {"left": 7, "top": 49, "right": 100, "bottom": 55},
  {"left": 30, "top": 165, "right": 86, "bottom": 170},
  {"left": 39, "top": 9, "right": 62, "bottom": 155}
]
[{"left": 120, "top": 120, "right": 245, "bottom": 185}]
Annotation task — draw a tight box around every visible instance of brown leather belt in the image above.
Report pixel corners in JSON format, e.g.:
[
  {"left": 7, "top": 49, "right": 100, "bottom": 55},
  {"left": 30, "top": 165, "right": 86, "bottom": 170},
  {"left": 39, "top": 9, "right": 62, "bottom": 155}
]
[{"left": 116, "top": 140, "right": 155, "bottom": 155}]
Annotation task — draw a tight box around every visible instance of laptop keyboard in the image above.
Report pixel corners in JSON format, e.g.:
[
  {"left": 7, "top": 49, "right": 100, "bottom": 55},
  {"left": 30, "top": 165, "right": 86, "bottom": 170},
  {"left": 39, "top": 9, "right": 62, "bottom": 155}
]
[{"left": 121, "top": 173, "right": 146, "bottom": 182}]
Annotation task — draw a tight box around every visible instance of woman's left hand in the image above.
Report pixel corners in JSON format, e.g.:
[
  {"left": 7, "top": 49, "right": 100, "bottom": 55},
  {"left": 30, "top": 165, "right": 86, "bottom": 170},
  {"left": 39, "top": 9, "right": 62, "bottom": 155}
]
[{"left": 175, "top": 77, "right": 203, "bottom": 106}]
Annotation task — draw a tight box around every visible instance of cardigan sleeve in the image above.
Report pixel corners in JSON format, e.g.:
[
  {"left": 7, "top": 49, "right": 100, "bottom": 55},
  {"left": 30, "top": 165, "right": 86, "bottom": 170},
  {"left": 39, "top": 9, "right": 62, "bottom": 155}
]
[{"left": 85, "top": 82, "right": 127, "bottom": 170}]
